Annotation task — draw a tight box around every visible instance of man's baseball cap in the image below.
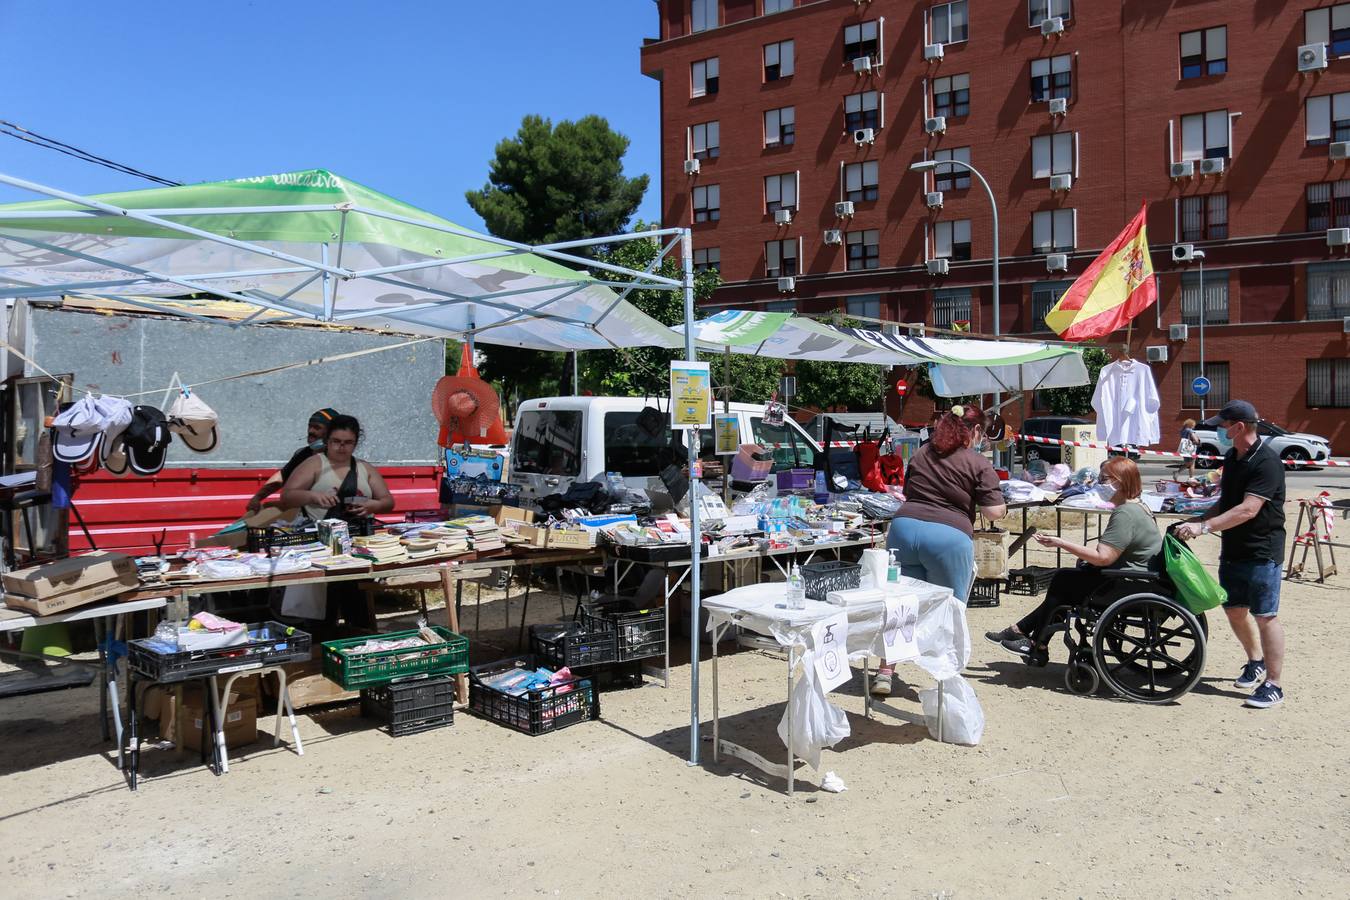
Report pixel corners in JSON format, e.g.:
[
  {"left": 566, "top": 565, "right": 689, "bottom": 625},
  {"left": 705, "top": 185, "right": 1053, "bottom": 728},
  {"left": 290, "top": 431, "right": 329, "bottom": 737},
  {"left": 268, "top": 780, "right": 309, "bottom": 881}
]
[
  {"left": 1202, "top": 399, "right": 1258, "bottom": 427},
  {"left": 309, "top": 408, "right": 340, "bottom": 426}
]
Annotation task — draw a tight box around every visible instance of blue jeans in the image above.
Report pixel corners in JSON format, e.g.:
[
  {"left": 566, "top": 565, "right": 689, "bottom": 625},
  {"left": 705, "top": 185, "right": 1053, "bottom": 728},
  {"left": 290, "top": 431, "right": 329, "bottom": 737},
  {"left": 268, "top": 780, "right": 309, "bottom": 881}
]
[
  {"left": 1219, "top": 558, "right": 1282, "bottom": 617},
  {"left": 886, "top": 517, "right": 974, "bottom": 603}
]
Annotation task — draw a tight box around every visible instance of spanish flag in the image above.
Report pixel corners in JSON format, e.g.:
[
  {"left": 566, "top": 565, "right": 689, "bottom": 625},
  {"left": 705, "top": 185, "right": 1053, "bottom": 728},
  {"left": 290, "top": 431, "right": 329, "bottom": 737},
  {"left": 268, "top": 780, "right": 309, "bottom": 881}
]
[{"left": 1044, "top": 202, "right": 1157, "bottom": 341}]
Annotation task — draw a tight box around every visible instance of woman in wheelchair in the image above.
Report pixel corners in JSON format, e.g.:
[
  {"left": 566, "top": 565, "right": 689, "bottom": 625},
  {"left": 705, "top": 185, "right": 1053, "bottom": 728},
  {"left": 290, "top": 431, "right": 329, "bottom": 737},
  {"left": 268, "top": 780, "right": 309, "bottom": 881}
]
[{"left": 985, "top": 456, "right": 1161, "bottom": 657}]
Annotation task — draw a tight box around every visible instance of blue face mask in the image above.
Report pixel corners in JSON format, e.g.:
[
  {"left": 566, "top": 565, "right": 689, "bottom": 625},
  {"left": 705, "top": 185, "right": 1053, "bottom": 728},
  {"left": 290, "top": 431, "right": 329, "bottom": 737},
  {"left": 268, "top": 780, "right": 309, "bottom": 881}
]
[
  {"left": 309, "top": 439, "right": 326, "bottom": 451},
  {"left": 1215, "top": 426, "right": 1234, "bottom": 452}
]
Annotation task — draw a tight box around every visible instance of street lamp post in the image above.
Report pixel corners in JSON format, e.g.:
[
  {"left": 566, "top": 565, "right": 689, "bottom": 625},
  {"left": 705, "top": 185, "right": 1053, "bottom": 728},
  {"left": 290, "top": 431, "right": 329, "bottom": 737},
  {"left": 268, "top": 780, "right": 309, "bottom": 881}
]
[
  {"left": 1190, "top": 249, "right": 1208, "bottom": 420},
  {"left": 910, "top": 158, "right": 1002, "bottom": 453}
]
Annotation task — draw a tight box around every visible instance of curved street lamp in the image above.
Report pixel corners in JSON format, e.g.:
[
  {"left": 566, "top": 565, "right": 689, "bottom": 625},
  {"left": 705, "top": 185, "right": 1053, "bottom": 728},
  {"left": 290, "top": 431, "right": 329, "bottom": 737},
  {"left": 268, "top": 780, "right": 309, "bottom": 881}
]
[{"left": 909, "top": 158, "right": 1000, "bottom": 339}]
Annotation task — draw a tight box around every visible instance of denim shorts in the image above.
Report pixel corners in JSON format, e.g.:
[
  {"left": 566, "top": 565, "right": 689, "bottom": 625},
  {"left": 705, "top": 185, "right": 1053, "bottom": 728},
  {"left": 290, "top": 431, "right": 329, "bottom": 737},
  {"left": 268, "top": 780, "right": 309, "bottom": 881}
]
[{"left": 1218, "top": 558, "right": 1282, "bottom": 617}]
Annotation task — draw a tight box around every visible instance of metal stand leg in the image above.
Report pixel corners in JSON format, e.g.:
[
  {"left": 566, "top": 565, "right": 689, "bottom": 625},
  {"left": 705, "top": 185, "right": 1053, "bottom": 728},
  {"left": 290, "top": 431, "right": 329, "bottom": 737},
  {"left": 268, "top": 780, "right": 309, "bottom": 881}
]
[
  {"left": 94, "top": 618, "right": 110, "bottom": 742},
  {"left": 937, "top": 680, "right": 945, "bottom": 744},
  {"left": 127, "top": 673, "right": 140, "bottom": 791},
  {"left": 273, "top": 669, "right": 304, "bottom": 755},
  {"left": 711, "top": 622, "right": 722, "bottom": 762},
  {"left": 208, "top": 675, "right": 227, "bottom": 775},
  {"left": 786, "top": 646, "right": 795, "bottom": 797},
  {"left": 517, "top": 566, "right": 533, "bottom": 650},
  {"left": 863, "top": 656, "right": 871, "bottom": 719}
]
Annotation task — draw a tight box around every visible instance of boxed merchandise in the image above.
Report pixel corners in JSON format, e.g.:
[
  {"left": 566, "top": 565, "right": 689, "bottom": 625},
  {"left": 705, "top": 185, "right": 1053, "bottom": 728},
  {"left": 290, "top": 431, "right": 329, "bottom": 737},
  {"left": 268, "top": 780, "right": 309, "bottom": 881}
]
[
  {"left": 493, "top": 505, "right": 536, "bottom": 527},
  {"left": 161, "top": 682, "right": 258, "bottom": 751},
  {"left": 1, "top": 551, "right": 138, "bottom": 614},
  {"left": 513, "top": 523, "right": 549, "bottom": 548},
  {"left": 973, "top": 530, "right": 1011, "bottom": 580},
  {"left": 547, "top": 527, "right": 595, "bottom": 550}
]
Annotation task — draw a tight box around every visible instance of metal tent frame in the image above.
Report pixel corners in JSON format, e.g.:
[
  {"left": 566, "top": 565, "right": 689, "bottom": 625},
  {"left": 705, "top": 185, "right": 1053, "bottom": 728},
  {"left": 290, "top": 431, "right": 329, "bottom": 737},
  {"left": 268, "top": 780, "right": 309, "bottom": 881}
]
[{"left": 0, "top": 171, "right": 710, "bottom": 763}]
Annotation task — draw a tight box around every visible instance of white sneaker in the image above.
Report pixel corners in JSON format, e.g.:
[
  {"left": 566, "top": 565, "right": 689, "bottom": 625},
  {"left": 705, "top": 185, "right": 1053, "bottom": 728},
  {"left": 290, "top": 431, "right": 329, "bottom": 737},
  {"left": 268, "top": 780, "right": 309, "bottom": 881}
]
[{"left": 870, "top": 673, "right": 892, "bottom": 697}]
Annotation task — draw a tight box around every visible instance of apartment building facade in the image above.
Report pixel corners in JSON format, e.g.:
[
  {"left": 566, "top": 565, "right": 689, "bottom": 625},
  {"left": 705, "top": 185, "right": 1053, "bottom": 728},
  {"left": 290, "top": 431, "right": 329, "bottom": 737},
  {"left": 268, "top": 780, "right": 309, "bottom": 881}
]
[{"left": 640, "top": 0, "right": 1350, "bottom": 455}]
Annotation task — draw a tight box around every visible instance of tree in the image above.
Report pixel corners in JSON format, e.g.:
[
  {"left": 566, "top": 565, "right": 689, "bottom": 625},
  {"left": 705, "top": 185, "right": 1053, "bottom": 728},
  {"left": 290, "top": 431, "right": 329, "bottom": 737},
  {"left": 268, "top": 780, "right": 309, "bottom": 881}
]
[
  {"left": 1038, "top": 346, "right": 1110, "bottom": 416},
  {"left": 466, "top": 115, "right": 649, "bottom": 404},
  {"left": 465, "top": 114, "right": 648, "bottom": 248},
  {"left": 794, "top": 358, "right": 888, "bottom": 410}
]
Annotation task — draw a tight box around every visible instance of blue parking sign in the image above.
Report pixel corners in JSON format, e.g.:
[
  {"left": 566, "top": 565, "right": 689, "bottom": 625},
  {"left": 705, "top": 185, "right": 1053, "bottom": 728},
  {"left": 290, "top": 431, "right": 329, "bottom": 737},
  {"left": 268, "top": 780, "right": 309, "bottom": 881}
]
[{"left": 1191, "top": 376, "right": 1211, "bottom": 397}]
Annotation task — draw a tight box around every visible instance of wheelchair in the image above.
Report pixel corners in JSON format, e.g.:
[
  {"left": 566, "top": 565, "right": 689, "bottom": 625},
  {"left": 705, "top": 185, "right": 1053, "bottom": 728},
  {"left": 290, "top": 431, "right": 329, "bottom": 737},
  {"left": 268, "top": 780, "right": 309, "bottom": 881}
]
[{"left": 1024, "top": 568, "right": 1208, "bottom": 704}]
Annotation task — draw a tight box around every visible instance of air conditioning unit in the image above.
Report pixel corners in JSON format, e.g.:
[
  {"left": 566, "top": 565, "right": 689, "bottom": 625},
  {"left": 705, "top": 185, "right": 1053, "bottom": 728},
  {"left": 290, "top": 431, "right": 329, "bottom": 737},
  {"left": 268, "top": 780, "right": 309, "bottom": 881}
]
[
  {"left": 1199, "top": 157, "right": 1226, "bottom": 176},
  {"left": 834, "top": 200, "right": 856, "bottom": 218},
  {"left": 924, "top": 116, "right": 947, "bottom": 134},
  {"left": 1331, "top": 142, "right": 1350, "bottom": 160},
  {"left": 1040, "top": 17, "right": 1065, "bottom": 37},
  {"left": 1145, "top": 345, "right": 1169, "bottom": 363},
  {"left": 1170, "top": 160, "right": 1195, "bottom": 179},
  {"left": 1046, "top": 252, "right": 1069, "bottom": 272},
  {"left": 853, "top": 127, "right": 876, "bottom": 146},
  {"left": 683, "top": 159, "right": 701, "bottom": 175},
  {"left": 925, "top": 191, "right": 944, "bottom": 209},
  {"left": 777, "top": 276, "right": 796, "bottom": 292},
  {"left": 1169, "top": 323, "right": 1189, "bottom": 341},
  {"left": 823, "top": 229, "right": 843, "bottom": 245},
  {"left": 923, "top": 43, "right": 944, "bottom": 61},
  {"left": 1343, "top": 315, "right": 1350, "bottom": 334},
  {"left": 1328, "top": 227, "right": 1350, "bottom": 247},
  {"left": 926, "top": 258, "right": 950, "bottom": 276},
  {"left": 1172, "top": 243, "right": 1196, "bottom": 262},
  {"left": 1049, "top": 173, "right": 1073, "bottom": 192},
  {"left": 1298, "top": 42, "right": 1329, "bottom": 73},
  {"left": 1048, "top": 97, "right": 1068, "bottom": 116},
  {"left": 774, "top": 208, "right": 794, "bottom": 225},
  {"left": 852, "top": 56, "right": 873, "bottom": 75}
]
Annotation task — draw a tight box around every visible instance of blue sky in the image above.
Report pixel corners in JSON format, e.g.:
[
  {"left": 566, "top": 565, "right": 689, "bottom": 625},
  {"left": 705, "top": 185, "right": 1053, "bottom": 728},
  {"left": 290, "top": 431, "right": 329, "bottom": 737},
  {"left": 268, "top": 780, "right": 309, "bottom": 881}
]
[{"left": 0, "top": 0, "right": 663, "bottom": 229}]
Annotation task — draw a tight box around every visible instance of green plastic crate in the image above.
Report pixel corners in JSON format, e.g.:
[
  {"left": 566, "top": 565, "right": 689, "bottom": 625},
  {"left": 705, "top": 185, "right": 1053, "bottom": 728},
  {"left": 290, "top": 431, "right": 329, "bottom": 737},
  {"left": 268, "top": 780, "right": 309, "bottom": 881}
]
[{"left": 321, "top": 625, "right": 469, "bottom": 689}]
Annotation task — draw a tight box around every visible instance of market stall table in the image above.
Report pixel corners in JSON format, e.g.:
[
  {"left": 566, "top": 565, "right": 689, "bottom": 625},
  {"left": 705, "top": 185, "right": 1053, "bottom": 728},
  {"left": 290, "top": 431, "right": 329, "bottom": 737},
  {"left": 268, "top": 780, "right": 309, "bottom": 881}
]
[
  {"left": 605, "top": 530, "right": 887, "bottom": 688},
  {"left": 702, "top": 576, "right": 971, "bottom": 795},
  {"left": 0, "top": 595, "right": 169, "bottom": 769}
]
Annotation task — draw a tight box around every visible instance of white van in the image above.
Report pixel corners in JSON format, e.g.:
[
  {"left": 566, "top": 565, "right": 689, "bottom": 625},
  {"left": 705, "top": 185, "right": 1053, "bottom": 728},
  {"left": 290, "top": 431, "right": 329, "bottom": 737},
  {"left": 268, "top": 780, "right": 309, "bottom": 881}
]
[{"left": 507, "top": 396, "right": 822, "bottom": 509}]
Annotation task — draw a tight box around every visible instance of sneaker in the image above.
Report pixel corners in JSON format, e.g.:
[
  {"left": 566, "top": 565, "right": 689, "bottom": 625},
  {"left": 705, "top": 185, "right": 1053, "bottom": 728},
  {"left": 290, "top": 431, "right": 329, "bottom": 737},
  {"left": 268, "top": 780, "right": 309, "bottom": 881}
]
[
  {"left": 1235, "top": 659, "right": 1267, "bottom": 690},
  {"left": 984, "top": 627, "right": 1021, "bottom": 646},
  {"left": 1244, "top": 681, "right": 1284, "bottom": 709},
  {"left": 870, "top": 673, "right": 892, "bottom": 697},
  {"left": 999, "top": 636, "right": 1035, "bottom": 658}
]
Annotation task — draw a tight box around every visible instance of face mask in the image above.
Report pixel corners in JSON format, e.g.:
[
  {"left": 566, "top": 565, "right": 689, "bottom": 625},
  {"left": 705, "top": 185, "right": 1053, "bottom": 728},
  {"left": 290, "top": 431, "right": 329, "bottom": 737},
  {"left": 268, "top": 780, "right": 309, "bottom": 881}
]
[
  {"left": 1215, "top": 426, "right": 1234, "bottom": 452},
  {"left": 309, "top": 439, "right": 326, "bottom": 451}
]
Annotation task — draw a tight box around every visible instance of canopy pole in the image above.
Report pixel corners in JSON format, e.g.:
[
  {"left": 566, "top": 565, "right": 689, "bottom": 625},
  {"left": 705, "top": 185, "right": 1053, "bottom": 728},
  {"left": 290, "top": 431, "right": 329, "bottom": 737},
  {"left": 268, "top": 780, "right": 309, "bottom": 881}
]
[
  {"left": 682, "top": 229, "right": 702, "bottom": 767},
  {"left": 722, "top": 346, "right": 731, "bottom": 503},
  {"left": 572, "top": 351, "right": 579, "bottom": 396}
]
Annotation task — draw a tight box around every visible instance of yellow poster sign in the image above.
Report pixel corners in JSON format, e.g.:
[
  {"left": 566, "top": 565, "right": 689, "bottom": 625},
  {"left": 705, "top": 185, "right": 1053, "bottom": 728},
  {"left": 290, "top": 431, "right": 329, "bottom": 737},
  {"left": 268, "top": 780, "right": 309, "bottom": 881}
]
[
  {"left": 669, "top": 361, "right": 711, "bottom": 430},
  {"left": 714, "top": 414, "right": 739, "bottom": 454}
]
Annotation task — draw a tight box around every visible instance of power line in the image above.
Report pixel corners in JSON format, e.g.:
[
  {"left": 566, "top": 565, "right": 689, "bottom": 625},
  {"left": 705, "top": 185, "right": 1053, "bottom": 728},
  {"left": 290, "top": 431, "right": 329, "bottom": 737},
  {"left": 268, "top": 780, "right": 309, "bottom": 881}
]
[{"left": 0, "top": 118, "right": 181, "bottom": 187}]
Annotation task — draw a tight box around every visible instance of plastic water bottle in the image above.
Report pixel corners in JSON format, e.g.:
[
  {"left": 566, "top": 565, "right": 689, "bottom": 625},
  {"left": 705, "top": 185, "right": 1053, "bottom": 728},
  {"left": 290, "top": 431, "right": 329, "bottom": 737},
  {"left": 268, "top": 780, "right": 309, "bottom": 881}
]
[{"left": 787, "top": 564, "right": 807, "bottom": 610}]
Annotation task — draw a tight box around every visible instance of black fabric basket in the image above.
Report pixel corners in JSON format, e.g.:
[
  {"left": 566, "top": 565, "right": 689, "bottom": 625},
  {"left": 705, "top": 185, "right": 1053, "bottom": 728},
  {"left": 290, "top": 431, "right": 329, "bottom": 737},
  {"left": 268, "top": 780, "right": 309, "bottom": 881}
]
[{"left": 801, "top": 560, "right": 862, "bottom": 602}]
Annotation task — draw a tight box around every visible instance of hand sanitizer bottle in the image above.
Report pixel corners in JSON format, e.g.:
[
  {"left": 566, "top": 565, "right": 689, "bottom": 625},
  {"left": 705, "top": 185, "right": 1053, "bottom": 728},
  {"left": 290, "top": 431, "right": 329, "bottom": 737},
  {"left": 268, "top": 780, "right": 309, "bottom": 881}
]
[
  {"left": 887, "top": 549, "right": 900, "bottom": 584},
  {"left": 787, "top": 564, "right": 807, "bottom": 609}
]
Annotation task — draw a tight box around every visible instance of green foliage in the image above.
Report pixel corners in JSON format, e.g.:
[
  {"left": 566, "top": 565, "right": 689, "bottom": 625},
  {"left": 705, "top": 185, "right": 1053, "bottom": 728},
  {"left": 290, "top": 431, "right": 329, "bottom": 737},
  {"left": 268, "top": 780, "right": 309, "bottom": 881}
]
[
  {"left": 443, "top": 339, "right": 462, "bottom": 376},
  {"left": 794, "top": 358, "right": 887, "bottom": 410},
  {"left": 1038, "top": 346, "right": 1110, "bottom": 416},
  {"left": 467, "top": 115, "right": 649, "bottom": 406},
  {"left": 465, "top": 114, "right": 648, "bottom": 248}
]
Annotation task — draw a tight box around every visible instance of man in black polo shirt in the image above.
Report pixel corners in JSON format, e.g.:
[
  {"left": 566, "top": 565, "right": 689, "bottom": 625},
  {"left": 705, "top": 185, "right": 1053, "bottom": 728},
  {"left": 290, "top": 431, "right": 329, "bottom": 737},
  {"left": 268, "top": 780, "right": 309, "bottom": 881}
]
[
  {"left": 245, "top": 408, "right": 340, "bottom": 514},
  {"left": 1177, "top": 400, "right": 1287, "bottom": 708}
]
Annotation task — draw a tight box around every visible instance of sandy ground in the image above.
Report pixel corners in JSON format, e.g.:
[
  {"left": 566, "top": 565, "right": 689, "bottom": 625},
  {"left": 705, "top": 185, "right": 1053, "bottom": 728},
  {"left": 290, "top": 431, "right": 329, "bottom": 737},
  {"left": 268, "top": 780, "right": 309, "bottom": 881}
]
[{"left": 3, "top": 493, "right": 1349, "bottom": 899}]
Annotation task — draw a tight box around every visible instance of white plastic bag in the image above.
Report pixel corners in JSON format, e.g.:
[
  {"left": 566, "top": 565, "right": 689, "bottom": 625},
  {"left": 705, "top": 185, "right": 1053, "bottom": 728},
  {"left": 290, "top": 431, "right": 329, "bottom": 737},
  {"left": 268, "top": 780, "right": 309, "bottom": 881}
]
[
  {"left": 919, "top": 676, "right": 984, "bottom": 745},
  {"left": 777, "top": 660, "right": 850, "bottom": 770}
]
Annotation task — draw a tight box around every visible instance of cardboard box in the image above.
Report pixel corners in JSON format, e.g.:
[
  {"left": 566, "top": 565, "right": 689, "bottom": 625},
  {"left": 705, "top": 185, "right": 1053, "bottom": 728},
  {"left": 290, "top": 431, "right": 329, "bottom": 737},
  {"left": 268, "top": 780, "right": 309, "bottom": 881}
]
[
  {"left": 973, "top": 530, "right": 1012, "bottom": 580},
  {"left": 513, "top": 523, "right": 549, "bottom": 549},
  {"left": 267, "top": 653, "right": 359, "bottom": 710},
  {"left": 547, "top": 528, "right": 595, "bottom": 550},
  {"left": 1, "top": 551, "right": 139, "bottom": 614},
  {"left": 493, "top": 505, "right": 535, "bottom": 527},
  {"left": 162, "top": 684, "right": 257, "bottom": 752}
]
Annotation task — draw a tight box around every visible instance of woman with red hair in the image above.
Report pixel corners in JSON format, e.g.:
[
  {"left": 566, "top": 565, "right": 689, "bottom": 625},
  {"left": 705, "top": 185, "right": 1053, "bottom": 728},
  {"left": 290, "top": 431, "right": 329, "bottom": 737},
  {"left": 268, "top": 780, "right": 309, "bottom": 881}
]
[{"left": 874, "top": 404, "right": 1006, "bottom": 696}]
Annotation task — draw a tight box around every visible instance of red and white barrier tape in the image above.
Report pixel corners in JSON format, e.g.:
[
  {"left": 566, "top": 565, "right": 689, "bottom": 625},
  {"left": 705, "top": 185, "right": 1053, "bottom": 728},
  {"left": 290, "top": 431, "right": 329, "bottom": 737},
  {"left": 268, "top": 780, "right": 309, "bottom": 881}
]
[{"left": 1009, "top": 431, "right": 1350, "bottom": 468}]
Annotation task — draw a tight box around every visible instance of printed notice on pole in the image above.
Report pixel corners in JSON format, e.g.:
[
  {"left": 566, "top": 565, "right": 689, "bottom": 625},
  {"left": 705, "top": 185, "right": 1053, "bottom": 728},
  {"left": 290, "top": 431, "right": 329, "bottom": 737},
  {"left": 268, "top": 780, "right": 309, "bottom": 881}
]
[
  {"left": 670, "top": 361, "right": 711, "bottom": 430},
  {"left": 714, "top": 414, "right": 739, "bottom": 454}
]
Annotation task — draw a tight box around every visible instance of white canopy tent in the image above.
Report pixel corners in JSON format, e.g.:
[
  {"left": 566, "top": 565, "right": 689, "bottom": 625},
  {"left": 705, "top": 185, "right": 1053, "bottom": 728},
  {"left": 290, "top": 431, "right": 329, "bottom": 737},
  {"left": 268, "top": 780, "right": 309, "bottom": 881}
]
[{"left": 0, "top": 169, "right": 713, "bottom": 762}]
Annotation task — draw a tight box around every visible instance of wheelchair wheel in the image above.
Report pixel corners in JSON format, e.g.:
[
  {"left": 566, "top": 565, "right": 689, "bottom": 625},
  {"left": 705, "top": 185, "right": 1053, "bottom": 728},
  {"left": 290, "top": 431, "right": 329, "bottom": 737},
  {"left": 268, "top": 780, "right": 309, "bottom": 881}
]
[
  {"left": 1064, "top": 662, "right": 1099, "bottom": 695},
  {"left": 1093, "top": 593, "right": 1206, "bottom": 704}
]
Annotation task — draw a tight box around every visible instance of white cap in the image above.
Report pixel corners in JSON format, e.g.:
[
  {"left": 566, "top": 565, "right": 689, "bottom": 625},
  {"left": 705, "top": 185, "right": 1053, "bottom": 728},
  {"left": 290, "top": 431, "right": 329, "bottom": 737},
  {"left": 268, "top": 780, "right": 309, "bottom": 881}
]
[
  {"left": 51, "top": 396, "right": 104, "bottom": 464},
  {"left": 167, "top": 392, "right": 219, "bottom": 453}
]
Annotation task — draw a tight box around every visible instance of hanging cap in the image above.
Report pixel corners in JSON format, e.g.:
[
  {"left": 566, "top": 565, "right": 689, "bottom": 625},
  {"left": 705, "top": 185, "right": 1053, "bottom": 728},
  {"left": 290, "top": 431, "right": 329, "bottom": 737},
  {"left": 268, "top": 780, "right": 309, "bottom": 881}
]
[
  {"left": 51, "top": 396, "right": 104, "bottom": 464},
  {"left": 167, "top": 392, "right": 219, "bottom": 453},
  {"left": 124, "top": 405, "right": 172, "bottom": 475}
]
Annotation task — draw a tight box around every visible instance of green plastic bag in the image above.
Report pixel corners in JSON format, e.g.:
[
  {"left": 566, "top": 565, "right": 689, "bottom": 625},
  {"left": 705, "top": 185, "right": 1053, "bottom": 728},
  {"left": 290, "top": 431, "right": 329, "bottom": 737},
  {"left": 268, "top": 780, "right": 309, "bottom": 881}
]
[{"left": 1162, "top": 534, "right": 1226, "bottom": 614}]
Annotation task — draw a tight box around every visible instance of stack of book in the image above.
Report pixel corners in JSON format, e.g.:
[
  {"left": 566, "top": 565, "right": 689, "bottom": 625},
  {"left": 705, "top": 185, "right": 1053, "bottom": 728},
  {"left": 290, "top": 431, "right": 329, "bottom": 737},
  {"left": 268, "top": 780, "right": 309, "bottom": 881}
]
[
  {"left": 444, "top": 515, "right": 504, "bottom": 553},
  {"left": 352, "top": 533, "right": 409, "bottom": 565}
]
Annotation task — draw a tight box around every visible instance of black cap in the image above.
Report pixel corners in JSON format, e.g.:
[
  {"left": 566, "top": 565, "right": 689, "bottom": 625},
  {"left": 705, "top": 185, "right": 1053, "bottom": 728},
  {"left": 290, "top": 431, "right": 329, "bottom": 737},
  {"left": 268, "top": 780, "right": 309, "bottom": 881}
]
[
  {"left": 309, "top": 408, "right": 340, "bottom": 426},
  {"left": 1201, "top": 399, "right": 1258, "bottom": 428}
]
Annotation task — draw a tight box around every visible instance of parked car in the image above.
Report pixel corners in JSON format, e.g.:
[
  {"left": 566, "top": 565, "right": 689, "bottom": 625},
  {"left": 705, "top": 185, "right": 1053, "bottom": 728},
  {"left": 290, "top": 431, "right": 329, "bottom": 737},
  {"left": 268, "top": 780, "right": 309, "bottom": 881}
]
[
  {"left": 802, "top": 412, "right": 906, "bottom": 444},
  {"left": 1192, "top": 419, "right": 1332, "bottom": 468},
  {"left": 507, "top": 397, "right": 822, "bottom": 510},
  {"left": 1016, "top": 415, "right": 1090, "bottom": 465}
]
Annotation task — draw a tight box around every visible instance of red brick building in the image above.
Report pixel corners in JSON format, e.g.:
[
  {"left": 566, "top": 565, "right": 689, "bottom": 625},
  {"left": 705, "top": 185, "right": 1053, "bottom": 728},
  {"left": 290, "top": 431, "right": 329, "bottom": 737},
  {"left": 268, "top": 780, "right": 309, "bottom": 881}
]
[{"left": 640, "top": 0, "right": 1350, "bottom": 456}]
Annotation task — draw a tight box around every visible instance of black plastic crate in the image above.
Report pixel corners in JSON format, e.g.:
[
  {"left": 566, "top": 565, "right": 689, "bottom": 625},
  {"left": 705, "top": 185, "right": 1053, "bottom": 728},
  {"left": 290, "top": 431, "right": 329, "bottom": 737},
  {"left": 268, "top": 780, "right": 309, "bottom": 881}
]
[
  {"left": 968, "top": 578, "right": 1002, "bottom": 609},
  {"left": 360, "top": 676, "right": 455, "bottom": 736},
  {"left": 529, "top": 623, "right": 618, "bottom": 669},
  {"left": 801, "top": 560, "right": 861, "bottom": 602},
  {"left": 128, "top": 622, "right": 312, "bottom": 683},
  {"left": 1007, "top": 565, "right": 1058, "bottom": 596},
  {"left": 588, "top": 659, "right": 644, "bottom": 691},
  {"left": 468, "top": 655, "right": 599, "bottom": 736},
  {"left": 580, "top": 603, "right": 665, "bottom": 662}
]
